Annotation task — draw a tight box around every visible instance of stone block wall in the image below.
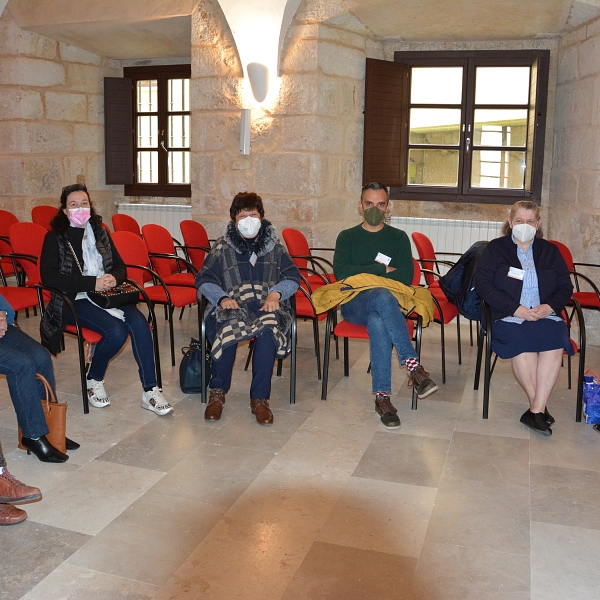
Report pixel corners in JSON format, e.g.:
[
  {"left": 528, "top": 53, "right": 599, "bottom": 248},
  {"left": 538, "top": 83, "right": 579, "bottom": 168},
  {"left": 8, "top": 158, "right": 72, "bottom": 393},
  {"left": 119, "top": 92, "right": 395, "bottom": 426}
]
[
  {"left": 190, "top": 0, "right": 382, "bottom": 247},
  {"left": 0, "top": 9, "right": 120, "bottom": 222}
]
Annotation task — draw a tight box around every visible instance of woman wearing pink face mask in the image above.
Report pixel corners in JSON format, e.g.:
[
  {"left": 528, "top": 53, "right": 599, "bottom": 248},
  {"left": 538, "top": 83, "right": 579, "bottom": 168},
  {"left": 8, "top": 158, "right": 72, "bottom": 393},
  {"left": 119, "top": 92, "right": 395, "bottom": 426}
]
[
  {"left": 475, "top": 201, "right": 574, "bottom": 436},
  {"left": 39, "top": 184, "right": 172, "bottom": 416}
]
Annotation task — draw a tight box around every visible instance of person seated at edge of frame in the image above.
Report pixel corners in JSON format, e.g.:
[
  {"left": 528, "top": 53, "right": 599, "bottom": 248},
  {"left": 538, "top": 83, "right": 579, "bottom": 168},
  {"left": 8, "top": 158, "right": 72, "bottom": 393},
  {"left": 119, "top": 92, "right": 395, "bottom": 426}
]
[
  {"left": 475, "top": 200, "right": 574, "bottom": 436},
  {"left": 0, "top": 439, "right": 43, "bottom": 526},
  {"left": 39, "top": 183, "right": 173, "bottom": 416},
  {"left": 0, "top": 292, "right": 74, "bottom": 462},
  {"left": 196, "top": 192, "right": 301, "bottom": 425},
  {"left": 333, "top": 182, "right": 438, "bottom": 429}
]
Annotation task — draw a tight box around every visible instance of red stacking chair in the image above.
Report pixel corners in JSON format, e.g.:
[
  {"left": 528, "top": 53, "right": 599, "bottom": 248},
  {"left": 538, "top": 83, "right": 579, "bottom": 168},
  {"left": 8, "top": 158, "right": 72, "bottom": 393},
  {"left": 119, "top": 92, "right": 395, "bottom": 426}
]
[
  {"left": 321, "top": 259, "right": 424, "bottom": 407},
  {"left": 411, "top": 231, "right": 460, "bottom": 293},
  {"left": 142, "top": 223, "right": 197, "bottom": 287},
  {"left": 180, "top": 219, "right": 210, "bottom": 271},
  {"left": 9, "top": 222, "right": 48, "bottom": 289},
  {"left": 31, "top": 205, "right": 58, "bottom": 231},
  {"left": 549, "top": 240, "right": 600, "bottom": 319},
  {"left": 102, "top": 222, "right": 112, "bottom": 234},
  {"left": 0, "top": 209, "right": 19, "bottom": 285},
  {"left": 112, "top": 213, "right": 142, "bottom": 236},
  {"left": 112, "top": 231, "right": 198, "bottom": 366},
  {"left": 282, "top": 228, "right": 336, "bottom": 290}
]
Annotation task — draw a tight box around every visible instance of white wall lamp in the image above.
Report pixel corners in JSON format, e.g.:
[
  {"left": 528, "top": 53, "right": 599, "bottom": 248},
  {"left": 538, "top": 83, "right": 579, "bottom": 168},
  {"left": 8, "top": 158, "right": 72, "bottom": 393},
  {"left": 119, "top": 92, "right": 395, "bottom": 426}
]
[{"left": 240, "top": 108, "right": 251, "bottom": 155}]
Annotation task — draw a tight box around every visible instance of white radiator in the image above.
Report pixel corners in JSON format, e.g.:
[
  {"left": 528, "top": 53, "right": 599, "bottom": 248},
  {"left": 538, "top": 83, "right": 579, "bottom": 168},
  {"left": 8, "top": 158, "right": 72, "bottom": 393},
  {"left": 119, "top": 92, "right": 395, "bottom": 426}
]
[
  {"left": 389, "top": 216, "right": 503, "bottom": 258},
  {"left": 117, "top": 203, "right": 191, "bottom": 241}
]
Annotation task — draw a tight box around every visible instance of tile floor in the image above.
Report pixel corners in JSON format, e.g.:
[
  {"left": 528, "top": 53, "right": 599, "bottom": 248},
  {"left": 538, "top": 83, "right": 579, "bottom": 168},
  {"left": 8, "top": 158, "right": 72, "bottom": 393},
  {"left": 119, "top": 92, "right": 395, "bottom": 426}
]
[{"left": 1, "top": 307, "right": 600, "bottom": 600}]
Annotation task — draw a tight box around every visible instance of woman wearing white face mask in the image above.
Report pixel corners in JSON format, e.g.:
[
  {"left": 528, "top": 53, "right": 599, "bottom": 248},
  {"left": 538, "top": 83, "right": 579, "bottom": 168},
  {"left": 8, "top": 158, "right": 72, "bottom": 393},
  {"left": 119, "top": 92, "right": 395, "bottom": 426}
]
[
  {"left": 475, "top": 201, "right": 574, "bottom": 436},
  {"left": 39, "top": 184, "right": 172, "bottom": 416},
  {"left": 196, "top": 192, "right": 301, "bottom": 424}
]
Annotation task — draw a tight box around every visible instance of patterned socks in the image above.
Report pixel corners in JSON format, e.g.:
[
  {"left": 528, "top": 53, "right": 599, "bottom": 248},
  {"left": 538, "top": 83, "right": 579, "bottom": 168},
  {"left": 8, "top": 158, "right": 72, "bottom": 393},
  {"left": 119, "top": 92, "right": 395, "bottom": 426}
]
[{"left": 404, "top": 357, "right": 420, "bottom": 372}]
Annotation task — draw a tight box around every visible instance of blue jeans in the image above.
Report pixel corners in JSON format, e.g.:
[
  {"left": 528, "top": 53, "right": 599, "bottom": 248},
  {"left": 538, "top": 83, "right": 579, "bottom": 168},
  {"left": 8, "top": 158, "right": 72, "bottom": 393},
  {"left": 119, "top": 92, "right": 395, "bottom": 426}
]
[
  {"left": 210, "top": 331, "right": 277, "bottom": 399},
  {"left": 0, "top": 325, "right": 52, "bottom": 439},
  {"left": 67, "top": 299, "right": 157, "bottom": 389},
  {"left": 341, "top": 288, "right": 417, "bottom": 394}
]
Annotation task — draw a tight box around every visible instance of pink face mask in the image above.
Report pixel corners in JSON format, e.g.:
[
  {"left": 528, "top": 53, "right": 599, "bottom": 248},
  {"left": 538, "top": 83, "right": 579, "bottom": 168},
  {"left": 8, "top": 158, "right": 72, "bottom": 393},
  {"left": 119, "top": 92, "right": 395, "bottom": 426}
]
[{"left": 68, "top": 207, "right": 91, "bottom": 227}]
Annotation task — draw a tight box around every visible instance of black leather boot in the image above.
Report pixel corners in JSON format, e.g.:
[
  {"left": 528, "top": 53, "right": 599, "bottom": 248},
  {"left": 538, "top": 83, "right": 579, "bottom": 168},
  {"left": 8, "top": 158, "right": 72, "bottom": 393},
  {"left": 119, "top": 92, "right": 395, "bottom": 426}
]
[{"left": 21, "top": 436, "right": 69, "bottom": 463}]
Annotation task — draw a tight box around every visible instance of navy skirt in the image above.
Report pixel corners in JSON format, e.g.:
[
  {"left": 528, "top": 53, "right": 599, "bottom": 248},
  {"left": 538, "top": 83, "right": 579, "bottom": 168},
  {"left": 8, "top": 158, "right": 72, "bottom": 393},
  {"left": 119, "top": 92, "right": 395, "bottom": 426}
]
[{"left": 491, "top": 318, "right": 575, "bottom": 359}]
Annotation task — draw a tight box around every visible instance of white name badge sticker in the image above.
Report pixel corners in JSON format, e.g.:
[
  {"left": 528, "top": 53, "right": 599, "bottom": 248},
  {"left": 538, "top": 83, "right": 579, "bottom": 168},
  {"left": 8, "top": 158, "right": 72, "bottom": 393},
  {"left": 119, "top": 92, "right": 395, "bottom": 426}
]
[
  {"left": 249, "top": 252, "right": 258, "bottom": 267},
  {"left": 508, "top": 266, "right": 524, "bottom": 280},
  {"left": 375, "top": 252, "right": 392, "bottom": 266}
]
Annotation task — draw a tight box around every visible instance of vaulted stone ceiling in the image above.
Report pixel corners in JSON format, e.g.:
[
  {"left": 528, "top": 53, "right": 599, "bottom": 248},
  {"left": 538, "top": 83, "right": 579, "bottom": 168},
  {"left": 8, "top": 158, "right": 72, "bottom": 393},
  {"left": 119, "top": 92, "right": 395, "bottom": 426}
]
[{"left": 5, "top": 0, "right": 600, "bottom": 59}]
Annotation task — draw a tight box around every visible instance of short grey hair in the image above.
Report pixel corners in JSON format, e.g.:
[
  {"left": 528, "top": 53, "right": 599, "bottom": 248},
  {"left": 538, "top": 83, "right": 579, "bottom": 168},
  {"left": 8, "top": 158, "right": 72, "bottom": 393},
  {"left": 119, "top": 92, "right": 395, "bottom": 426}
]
[{"left": 360, "top": 182, "right": 389, "bottom": 201}]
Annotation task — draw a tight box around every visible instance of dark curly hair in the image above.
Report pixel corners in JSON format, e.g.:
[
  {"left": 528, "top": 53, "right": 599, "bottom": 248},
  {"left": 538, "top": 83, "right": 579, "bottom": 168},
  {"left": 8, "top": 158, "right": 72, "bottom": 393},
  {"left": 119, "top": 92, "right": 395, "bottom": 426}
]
[
  {"left": 229, "top": 192, "right": 264, "bottom": 221},
  {"left": 50, "top": 183, "right": 100, "bottom": 232}
]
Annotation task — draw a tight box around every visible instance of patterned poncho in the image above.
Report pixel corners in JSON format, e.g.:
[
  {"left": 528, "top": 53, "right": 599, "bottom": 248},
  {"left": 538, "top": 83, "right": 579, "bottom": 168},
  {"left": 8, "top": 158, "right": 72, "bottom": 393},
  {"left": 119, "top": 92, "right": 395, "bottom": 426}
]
[{"left": 196, "top": 220, "right": 301, "bottom": 361}]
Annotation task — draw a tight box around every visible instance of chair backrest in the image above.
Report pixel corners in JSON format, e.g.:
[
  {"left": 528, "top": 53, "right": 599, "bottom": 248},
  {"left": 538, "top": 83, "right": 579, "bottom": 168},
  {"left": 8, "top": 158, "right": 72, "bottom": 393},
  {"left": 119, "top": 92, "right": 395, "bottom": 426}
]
[
  {"left": 9, "top": 222, "right": 47, "bottom": 284},
  {"left": 31, "top": 205, "right": 59, "bottom": 231},
  {"left": 282, "top": 228, "right": 311, "bottom": 270},
  {"left": 111, "top": 231, "right": 152, "bottom": 284},
  {"left": 180, "top": 219, "right": 209, "bottom": 270},
  {"left": 112, "top": 213, "right": 141, "bottom": 236},
  {"left": 412, "top": 232, "right": 438, "bottom": 286},
  {"left": 0, "top": 210, "right": 18, "bottom": 274},
  {"left": 548, "top": 239, "right": 575, "bottom": 271},
  {"left": 141, "top": 224, "right": 178, "bottom": 278},
  {"left": 102, "top": 221, "right": 112, "bottom": 234},
  {"left": 412, "top": 258, "right": 421, "bottom": 286}
]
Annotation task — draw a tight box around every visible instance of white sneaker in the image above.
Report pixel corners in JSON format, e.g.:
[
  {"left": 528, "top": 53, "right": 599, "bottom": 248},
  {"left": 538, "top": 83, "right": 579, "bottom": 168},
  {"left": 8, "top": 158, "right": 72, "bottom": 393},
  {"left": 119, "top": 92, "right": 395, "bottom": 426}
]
[
  {"left": 141, "top": 387, "right": 173, "bottom": 416},
  {"left": 87, "top": 379, "right": 110, "bottom": 408}
]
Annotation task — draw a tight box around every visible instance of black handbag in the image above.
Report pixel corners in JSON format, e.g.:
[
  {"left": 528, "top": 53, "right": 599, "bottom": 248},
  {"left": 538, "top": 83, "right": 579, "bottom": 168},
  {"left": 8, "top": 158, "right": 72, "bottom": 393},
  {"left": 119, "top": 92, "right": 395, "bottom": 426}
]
[
  {"left": 67, "top": 241, "right": 138, "bottom": 308},
  {"left": 87, "top": 282, "right": 139, "bottom": 309},
  {"left": 179, "top": 338, "right": 212, "bottom": 394}
]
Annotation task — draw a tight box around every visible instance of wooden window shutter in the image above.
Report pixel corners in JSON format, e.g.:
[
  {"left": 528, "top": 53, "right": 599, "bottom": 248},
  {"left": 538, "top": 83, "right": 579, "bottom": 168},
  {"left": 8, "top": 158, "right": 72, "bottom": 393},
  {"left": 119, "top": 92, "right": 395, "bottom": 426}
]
[
  {"left": 362, "top": 58, "right": 408, "bottom": 186},
  {"left": 104, "top": 77, "right": 134, "bottom": 185}
]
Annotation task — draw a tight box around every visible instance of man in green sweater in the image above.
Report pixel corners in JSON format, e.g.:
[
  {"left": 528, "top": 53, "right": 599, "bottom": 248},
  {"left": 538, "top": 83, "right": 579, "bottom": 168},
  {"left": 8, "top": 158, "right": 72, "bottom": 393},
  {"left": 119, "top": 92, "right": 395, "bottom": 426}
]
[{"left": 333, "top": 182, "right": 438, "bottom": 428}]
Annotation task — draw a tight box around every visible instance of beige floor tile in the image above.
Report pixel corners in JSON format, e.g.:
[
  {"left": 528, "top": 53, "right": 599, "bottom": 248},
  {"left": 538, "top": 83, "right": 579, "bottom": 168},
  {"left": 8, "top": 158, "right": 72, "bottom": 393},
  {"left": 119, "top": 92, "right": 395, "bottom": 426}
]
[
  {"left": 281, "top": 542, "right": 417, "bottom": 600},
  {"left": 96, "top": 416, "right": 214, "bottom": 471},
  {"left": 391, "top": 398, "right": 461, "bottom": 439},
  {"left": 531, "top": 521, "right": 600, "bottom": 600},
  {"left": 531, "top": 464, "right": 600, "bottom": 529},
  {"left": 26, "top": 459, "right": 165, "bottom": 535},
  {"left": 353, "top": 432, "right": 450, "bottom": 487},
  {"left": 411, "top": 541, "right": 530, "bottom": 600},
  {"left": 20, "top": 563, "right": 159, "bottom": 600},
  {"left": 425, "top": 477, "right": 530, "bottom": 555},
  {"left": 317, "top": 477, "right": 437, "bottom": 557},
  {"left": 68, "top": 491, "right": 225, "bottom": 587},
  {"left": 443, "top": 431, "right": 530, "bottom": 487},
  {"left": 150, "top": 441, "right": 275, "bottom": 507}
]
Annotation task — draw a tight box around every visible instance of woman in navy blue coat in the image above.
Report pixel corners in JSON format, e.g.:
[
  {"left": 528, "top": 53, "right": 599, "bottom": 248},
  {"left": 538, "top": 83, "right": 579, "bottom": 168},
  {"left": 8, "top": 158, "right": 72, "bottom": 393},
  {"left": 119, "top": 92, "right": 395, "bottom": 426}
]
[{"left": 475, "top": 201, "right": 573, "bottom": 436}]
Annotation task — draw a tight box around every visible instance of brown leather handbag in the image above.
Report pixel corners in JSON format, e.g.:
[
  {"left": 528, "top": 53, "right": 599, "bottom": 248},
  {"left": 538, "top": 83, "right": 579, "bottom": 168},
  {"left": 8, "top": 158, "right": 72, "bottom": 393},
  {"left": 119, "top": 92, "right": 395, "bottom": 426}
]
[{"left": 18, "top": 374, "right": 67, "bottom": 454}]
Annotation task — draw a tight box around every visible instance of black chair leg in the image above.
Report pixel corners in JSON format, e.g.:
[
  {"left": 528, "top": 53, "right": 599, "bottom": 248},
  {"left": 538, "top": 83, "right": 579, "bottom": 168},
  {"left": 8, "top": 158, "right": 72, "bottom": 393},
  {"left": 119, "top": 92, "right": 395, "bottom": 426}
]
[
  {"left": 276, "top": 357, "right": 283, "bottom": 377},
  {"left": 289, "top": 311, "right": 297, "bottom": 404},
  {"left": 456, "top": 315, "right": 462, "bottom": 365},
  {"left": 245, "top": 340, "right": 254, "bottom": 371},
  {"left": 321, "top": 312, "right": 332, "bottom": 401},
  {"left": 474, "top": 325, "right": 483, "bottom": 391},
  {"left": 440, "top": 321, "right": 446, "bottom": 384},
  {"left": 179, "top": 306, "right": 185, "bottom": 320},
  {"left": 312, "top": 318, "right": 321, "bottom": 380},
  {"left": 343, "top": 337, "right": 349, "bottom": 377},
  {"left": 168, "top": 305, "right": 175, "bottom": 366}
]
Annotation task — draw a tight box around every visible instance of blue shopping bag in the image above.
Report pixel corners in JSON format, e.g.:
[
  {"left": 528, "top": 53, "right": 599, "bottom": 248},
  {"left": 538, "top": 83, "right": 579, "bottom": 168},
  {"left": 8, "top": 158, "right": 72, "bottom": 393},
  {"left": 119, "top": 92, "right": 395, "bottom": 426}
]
[{"left": 583, "top": 370, "right": 600, "bottom": 424}]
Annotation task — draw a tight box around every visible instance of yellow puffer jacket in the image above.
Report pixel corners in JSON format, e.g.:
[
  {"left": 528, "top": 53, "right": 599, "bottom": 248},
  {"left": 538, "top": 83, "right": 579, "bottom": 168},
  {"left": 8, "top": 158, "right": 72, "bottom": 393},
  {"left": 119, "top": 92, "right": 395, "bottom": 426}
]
[{"left": 310, "top": 273, "right": 435, "bottom": 326}]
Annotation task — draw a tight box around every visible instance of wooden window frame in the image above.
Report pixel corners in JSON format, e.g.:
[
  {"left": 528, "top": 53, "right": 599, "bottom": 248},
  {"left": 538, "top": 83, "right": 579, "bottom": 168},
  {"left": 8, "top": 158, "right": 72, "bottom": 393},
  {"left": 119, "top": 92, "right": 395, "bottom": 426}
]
[
  {"left": 363, "top": 50, "right": 550, "bottom": 205},
  {"left": 123, "top": 64, "right": 191, "bottom": 198}
]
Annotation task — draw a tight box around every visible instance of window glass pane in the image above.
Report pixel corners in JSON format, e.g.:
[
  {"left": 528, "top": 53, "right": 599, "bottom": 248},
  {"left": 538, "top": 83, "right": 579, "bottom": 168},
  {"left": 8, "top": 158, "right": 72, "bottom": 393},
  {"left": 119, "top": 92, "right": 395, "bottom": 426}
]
[
  {"left": 474, "top": 109, "right": 527, "bottom": 147},
  {"left": 168, "top": 151, "right": 190, "bottom": 184},
  {"left": 410, "top": 67, "right": 463, "bottom": 105},
  {"left": 475, "top": 67, "right": 530, "bottom": 105},
  {"left": 408, "top": 149, "right": 459, "bottom": 186},
  {"left": 168, "top": 79, "right": 190, "bottom": 112},
  {"left": 137, "top": 80, "right": 157, "bottom": 112},
  {"left": 471, "top": 150, "right": 526, "bottom": 188},
  {"left": 409, "top": 108, "right": 461, "bottom": 145},
  {"left": 169, "top": 115, "right": 190, "bottom": 148},
  {"left": 137, "top": 116, "right": 158, "bottom": 148},
  {"left": 137, "top": 151, "right": 158, "bottom": 183}
]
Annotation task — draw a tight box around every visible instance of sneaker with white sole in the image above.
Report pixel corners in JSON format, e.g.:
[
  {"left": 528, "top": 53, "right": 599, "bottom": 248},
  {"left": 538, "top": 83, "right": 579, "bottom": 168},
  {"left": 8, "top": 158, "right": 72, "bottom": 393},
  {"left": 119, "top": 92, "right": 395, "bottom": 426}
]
[
  {"left": 141, "top": 387, "right": 173, "bottom": 416},
  {"left": 87, "top": 379, "right": 110, "bottom": 408}
]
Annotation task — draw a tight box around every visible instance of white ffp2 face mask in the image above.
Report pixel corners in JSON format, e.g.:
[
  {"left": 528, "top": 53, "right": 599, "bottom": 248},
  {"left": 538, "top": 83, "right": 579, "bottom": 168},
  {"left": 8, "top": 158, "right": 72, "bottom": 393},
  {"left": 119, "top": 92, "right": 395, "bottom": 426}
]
[
  {"left": 237, "top": 216, "right": 261, "bottom": 238},
  {"left": 512, "top": 223, "right": 537, "bottom": 243}
]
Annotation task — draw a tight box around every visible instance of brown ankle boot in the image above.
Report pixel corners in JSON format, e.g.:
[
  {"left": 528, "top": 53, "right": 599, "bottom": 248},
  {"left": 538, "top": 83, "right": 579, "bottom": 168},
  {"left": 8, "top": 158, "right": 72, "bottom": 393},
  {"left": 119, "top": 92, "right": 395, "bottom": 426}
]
[
  {"left": 250, "top": 399, "right": 273, "bottom": 425},
  {"left": 0, "top": 468, "right": 42, "bottom": 504},
  {"left": 204, "top": 388, "right": 226, "bottom": 421}
]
